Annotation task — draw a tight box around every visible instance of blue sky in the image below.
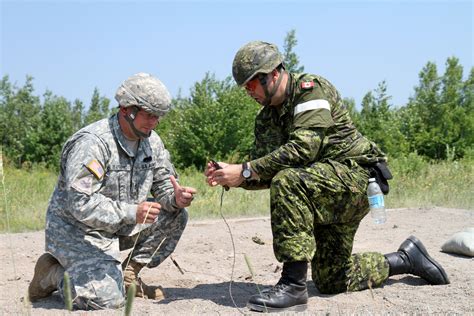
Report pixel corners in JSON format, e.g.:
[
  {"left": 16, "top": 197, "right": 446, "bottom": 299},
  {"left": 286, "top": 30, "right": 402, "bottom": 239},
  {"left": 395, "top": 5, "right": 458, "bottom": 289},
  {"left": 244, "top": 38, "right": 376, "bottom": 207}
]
[{"left": 1, "top": 0, "right": 472, "bottom": 109}]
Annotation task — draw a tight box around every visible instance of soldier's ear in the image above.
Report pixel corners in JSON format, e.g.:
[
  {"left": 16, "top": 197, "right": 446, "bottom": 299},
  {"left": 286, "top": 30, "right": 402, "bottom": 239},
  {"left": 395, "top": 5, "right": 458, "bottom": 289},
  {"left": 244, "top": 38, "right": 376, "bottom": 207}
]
[
  {"left": 119, "top": 106, "right": 128, "bottom": 115},
  {"left": 271, "top": 68, "right": 280, "bottom": 80}
]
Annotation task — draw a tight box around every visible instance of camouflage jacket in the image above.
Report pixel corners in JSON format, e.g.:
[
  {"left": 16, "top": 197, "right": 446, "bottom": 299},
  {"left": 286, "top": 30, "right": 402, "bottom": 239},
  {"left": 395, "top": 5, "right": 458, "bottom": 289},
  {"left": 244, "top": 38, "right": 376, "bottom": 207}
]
[
  {"left": 244, "top": 72, "right": 385, "bottom": 188},
  {"left": 46, "top": 114, "right": 179, "bottom": 235}
]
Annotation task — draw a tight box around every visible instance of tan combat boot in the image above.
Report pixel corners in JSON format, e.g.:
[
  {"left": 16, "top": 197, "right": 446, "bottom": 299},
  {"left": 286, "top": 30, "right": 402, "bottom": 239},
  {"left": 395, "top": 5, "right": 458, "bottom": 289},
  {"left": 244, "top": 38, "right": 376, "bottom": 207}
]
[
  {"left": 28, "top": 253, "right": 64, "bottom": 302},
  {"left": 123, "top": 260, "right": 165, "bottom": 300}
]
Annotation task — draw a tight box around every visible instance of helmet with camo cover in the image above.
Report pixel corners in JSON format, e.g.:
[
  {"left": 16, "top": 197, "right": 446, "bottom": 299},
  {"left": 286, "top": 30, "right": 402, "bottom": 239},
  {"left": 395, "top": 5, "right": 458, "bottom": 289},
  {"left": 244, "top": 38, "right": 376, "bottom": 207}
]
[
  {"left": 232, "top": 41, "right": 284, "bottom": 86},
  {"left": 115, "top": 72, "right": 171, "bottom": 117}
]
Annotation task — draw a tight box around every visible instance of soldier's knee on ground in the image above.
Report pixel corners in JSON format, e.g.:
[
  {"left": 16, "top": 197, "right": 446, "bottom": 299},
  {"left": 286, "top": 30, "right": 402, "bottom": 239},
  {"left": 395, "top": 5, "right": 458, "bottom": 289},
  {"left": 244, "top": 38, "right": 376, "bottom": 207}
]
[
  {"left": 312, "top": 268, "right": 347, "bottom": 294},
  {"left": 68, "top": 274, "right": 125, "bottom": 310},
  {"left": 63, "top": 262, "right": 125, "bottom": 310},
  {"left": 74, "top": 293, "right": 125, "bottom": 310},
  {"left": 313, "top": 278, "right": 347, "bottom": 294}
]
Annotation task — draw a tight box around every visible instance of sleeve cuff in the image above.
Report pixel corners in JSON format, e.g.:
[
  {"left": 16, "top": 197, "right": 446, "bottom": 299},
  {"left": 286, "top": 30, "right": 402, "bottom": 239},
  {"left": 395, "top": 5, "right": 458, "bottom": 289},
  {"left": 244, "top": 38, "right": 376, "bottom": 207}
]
[
  {"left": 249, "top": 159, "right": 267, "bottom": 180},
  {"left": 123, "top": 203, "right": 137, "bottom": 224}
]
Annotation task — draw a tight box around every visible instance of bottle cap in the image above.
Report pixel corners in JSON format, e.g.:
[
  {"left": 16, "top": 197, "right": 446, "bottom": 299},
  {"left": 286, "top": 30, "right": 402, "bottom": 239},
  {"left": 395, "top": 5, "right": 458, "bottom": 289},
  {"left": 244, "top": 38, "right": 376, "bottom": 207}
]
[{"left": 369, "top": 178, "right": 376, "bottom": 182}]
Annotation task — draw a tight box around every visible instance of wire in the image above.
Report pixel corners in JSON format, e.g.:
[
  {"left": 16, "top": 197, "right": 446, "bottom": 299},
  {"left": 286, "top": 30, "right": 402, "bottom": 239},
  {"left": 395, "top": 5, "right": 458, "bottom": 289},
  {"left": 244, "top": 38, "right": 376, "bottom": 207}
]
[
  {"left": 218, "top": 187, "right": 246, "bottom": 315},
  {"left": 123, "top": 204, "right": 153, "bottom": 277}
]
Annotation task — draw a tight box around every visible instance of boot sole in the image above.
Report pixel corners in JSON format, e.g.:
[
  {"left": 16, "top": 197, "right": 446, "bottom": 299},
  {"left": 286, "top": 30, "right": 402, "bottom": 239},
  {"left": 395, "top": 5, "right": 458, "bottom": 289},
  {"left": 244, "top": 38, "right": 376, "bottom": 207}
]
[
  {"left": 28, "top": 253, "right": 60, "bottom": 302},
  {"left": 247, "top": 302, "right": 308, "bottom": 313},
  {"left": 406, "top": 236, "right": 450, "bottom": 285}
]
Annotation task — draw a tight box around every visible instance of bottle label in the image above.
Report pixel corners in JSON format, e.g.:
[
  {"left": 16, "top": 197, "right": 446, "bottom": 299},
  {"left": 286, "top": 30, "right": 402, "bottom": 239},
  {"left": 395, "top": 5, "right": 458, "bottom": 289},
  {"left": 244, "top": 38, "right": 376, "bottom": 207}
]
[{"left": 368, "top": 195, "right": 384, "bottom": 208}]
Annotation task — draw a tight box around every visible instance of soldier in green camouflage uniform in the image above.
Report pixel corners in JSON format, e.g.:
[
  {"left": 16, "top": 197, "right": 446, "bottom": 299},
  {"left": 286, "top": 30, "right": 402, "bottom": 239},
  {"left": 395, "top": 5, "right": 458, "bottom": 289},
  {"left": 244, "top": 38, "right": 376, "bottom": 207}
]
[
  {"left": 28, "top": 73, "right": 197, "bottom": 310},
  {"left": 205, "top": 41, "right": 449, "bottom": 313}
]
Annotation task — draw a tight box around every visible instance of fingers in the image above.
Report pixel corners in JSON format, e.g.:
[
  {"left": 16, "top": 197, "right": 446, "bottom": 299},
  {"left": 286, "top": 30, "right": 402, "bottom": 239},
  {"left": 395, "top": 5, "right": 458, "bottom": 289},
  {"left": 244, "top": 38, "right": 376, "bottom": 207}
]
[
  {"left": 170, "top": 175, "right": 182, "bottom": 192},
  {"left": 176, "top": 186, "right": 197, "bottom": 208},
  {"left": 206, "top": 175, "right": 218, "bottom": 187},
  {"left": 183, "top": 187, "right": 197, "bottom": 194},
  {"left": 204, "top": 161, "right": 215, "bottom": 177},
  {"left": 137, "top": 201, "right": 161, "bottom": 224}
]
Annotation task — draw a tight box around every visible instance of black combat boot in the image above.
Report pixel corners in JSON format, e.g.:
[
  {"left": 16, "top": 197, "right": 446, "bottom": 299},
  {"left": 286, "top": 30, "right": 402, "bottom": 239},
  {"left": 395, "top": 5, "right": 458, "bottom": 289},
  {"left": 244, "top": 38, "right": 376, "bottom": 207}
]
[
  {"left": 385, "top": 235, "right": 450, "bottom": 285},
  {"left": 247, "top": 261, "right": 308, "bottom": 313}
]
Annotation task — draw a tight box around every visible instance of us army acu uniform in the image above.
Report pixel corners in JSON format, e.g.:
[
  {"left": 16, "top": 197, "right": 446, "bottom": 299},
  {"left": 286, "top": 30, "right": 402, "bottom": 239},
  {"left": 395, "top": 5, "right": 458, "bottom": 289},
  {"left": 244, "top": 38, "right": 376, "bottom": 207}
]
[
  {"left": 44, "top": 115, "right": 187, "bottom": 309},
  {"left": 232, "top": 41, "right": 449, "bottom": 313},
  {"left": 29, "top": 73, "right": 188, "bottom": 310}
]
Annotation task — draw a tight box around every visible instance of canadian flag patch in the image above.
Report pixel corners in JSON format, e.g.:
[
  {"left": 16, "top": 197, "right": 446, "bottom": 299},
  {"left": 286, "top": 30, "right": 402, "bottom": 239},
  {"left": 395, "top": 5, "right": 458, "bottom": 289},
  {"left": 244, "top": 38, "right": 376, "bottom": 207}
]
[{"left": 301, "top": 81, "right": 314, "bottom": 89}]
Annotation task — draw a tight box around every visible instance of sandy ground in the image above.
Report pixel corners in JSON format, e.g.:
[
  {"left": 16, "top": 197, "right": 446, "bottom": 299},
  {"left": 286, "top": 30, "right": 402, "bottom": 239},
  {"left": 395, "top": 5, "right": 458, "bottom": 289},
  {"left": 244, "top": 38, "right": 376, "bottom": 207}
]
[{"left": 1, "top": 207, "right": 473, "bottom": 315}]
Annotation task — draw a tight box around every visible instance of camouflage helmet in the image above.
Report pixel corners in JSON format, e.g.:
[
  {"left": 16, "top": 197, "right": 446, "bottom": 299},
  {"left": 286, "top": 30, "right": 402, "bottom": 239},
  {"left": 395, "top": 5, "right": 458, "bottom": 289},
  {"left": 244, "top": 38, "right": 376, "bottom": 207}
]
[
  {"left": 115, "top": 72, "right": 171, "bottom": 116},
  {"left": 232, "top": 41, "right": 284, "bottom": 86}
]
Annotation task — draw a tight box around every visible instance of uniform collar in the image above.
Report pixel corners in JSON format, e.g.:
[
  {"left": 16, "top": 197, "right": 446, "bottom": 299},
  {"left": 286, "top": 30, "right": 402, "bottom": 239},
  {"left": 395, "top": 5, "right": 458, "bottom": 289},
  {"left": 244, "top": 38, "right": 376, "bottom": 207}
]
[
  {"left": 275, "top": 72, "right": 295, "bottom": 118},
  {"left": 111, "top": 114, "right": 152, "bottom": 159}
]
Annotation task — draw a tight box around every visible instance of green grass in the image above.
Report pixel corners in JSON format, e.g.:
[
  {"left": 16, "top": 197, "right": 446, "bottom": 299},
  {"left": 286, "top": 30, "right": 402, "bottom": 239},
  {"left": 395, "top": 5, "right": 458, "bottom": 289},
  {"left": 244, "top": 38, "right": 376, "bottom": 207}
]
[
  {"left": 1, "top": 155, "right": 472, "bottom": 233},
  {"left": 0, "top": 165, "right": 57, "bottom": 232},
  {"left": 386, "top": 153, "right": 474, "bottom": 210}
]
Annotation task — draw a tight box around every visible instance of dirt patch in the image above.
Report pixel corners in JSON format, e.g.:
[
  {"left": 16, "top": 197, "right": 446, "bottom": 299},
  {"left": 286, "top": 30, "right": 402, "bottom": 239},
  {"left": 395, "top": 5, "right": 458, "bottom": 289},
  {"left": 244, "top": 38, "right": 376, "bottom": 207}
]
[{"left": 1, "top": 207, "right": 472, "bottom": 315}]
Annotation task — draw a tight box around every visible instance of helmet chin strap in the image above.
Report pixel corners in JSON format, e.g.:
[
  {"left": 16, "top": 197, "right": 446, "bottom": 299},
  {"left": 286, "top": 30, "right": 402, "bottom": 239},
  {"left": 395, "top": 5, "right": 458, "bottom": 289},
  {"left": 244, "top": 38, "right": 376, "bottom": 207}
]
[
  {"left": 123, "top": 107, "right": 151, "bottom": 139},
  {"left": 258, "top": 68, "right": 284, "bottom": 106}
]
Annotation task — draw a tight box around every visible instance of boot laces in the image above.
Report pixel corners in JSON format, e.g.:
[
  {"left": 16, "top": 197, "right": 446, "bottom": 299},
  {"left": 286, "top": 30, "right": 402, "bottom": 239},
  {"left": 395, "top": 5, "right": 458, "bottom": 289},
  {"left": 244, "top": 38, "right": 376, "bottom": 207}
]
[{"left": 262, "top": 282, "right": 290, "bottom": 297}]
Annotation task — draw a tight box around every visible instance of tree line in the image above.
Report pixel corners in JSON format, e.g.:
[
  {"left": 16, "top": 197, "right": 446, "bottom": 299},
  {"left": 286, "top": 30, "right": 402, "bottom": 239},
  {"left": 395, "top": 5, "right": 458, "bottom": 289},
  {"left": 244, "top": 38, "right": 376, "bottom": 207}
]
[{"left": 1, "top": 32, "right": 472, "bottom": 170}]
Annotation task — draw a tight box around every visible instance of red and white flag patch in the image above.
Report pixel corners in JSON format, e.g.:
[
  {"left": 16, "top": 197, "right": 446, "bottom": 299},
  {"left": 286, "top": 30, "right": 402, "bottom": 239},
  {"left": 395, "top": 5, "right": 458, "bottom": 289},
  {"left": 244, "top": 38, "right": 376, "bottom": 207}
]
[{"left": 301, "top": 81, "right": 314, "bottom": 89}]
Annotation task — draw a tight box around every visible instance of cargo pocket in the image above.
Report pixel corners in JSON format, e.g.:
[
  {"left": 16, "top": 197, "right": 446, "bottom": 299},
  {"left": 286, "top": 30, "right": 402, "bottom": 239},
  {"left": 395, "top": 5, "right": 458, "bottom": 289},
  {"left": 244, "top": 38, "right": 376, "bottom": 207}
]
[{"left": 101, "top": 164, "right": 131, "bottom": 201}]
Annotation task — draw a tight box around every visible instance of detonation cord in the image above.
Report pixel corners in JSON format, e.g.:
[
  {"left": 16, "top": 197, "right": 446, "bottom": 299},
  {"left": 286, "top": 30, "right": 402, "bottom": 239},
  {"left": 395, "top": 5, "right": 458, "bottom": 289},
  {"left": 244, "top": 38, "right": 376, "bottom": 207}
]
[
  {"left": 218, "top": 186, "right": 246, "bottom": 315},
  {"left": 123, "top": 204, "right": 167, "bottom": 279}
]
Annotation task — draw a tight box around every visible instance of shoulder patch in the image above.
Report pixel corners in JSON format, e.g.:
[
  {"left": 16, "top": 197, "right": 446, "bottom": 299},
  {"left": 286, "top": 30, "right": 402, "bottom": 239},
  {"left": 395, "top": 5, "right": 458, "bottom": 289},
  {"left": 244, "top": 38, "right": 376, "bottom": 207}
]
[
  {"left": 85, "top": 159, "right": 105, "bottom": 180},
  {"left": 300, "top": 81, "right": 314, "bottom": 90}
]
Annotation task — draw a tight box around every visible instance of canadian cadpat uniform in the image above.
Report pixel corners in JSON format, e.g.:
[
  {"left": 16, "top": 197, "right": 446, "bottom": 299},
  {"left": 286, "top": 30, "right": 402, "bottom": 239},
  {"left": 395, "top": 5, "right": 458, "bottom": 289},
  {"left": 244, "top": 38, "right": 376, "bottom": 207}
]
[
  {"left": 45, "top": 114, "right": 187, "bottom": 309},
  {"left": 243, "top": 73, "right": 389, "bottom": 293}
]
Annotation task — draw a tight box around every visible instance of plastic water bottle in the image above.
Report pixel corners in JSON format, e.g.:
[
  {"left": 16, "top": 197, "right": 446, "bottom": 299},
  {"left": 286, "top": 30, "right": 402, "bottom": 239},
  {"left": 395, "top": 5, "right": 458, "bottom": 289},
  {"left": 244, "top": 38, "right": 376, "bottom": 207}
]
[{"left": 367, "top": 178, "right": 386, "bottom": 224}]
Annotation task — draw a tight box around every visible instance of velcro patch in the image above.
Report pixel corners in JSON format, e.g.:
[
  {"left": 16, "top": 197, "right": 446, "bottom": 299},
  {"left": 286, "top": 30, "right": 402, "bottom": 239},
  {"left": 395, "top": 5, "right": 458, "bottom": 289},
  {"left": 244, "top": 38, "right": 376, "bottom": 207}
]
[
  {"left": 301, "top": 81, "right": 314, "bottom": 89},
  {"left": 72, "top": 175, "right": 93, "bottom": 195},
  {"left": 85, "top": 159, "right": 105, "bottom": 180}
]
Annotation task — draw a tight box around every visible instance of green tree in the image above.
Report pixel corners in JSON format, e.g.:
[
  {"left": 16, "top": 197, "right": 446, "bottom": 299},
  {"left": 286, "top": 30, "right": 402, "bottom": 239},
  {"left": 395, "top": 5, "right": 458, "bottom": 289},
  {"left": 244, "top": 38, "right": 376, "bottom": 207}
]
[
  {"left": 158, "top": 73, "right": 258, "bottom": 169},
  {"left": 283, "top": 29, "right": 304, "bottom": 73},
  {"left": 32, "top": 91, "right": 75, "bottom": 167},
  {"left": 404, "top": 58, "right": 471, "bottom": 159},
  {"left": 71, "top": 99, "right": 84, "bottom": 132},
  {"left": 459, "top": 67, "right": 474, "bottom": 158},
  {"left": 359, "top": 81, "right": 408, "bottom": 157},
  {"left": 402, "top": 61, "right": 440, "bottom": 156},
  {"left": 437, "top": 57, "right": 471, "bottom": 159},
  {"left": 0, "top": 75, "right": 41, "bottom": 167},
  {"left": 84, "top": 87, "right": 110, "bottom": 125}
]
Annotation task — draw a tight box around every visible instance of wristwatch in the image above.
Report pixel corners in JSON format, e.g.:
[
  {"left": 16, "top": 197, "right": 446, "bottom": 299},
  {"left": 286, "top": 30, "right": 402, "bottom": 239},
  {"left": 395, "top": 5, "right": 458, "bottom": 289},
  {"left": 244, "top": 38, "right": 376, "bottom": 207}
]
[{"left": 241, "top": 162, "right": 252, "bottom": 180}]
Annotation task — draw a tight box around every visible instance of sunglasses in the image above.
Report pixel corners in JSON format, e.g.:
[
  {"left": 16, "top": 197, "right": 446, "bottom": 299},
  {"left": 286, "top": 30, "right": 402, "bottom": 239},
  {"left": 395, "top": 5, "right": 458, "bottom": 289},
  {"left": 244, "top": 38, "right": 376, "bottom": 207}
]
[{"left": 245, "top": 77, "right": 260, "bottom": 92}]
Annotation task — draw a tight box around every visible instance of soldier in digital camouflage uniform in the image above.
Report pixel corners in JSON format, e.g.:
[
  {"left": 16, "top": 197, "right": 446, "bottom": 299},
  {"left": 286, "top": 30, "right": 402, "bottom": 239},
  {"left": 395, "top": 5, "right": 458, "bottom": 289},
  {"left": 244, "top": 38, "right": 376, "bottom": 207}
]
[
  {"left": 205, "top": 41, "right": 449, "bottom": 312},
  {"left": 28, "top": 73, "right": 197, "bottom": 310}
]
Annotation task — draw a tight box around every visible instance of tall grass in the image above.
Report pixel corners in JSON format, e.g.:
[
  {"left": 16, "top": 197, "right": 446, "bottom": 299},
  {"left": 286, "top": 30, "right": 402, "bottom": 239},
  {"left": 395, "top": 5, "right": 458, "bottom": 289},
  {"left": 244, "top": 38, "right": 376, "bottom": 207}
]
[
  {"left": 0, "top": 154, "right": 472, "bottom": 233},
  {"left": 386, "top": 153, "right": 474, "bottom": 209},
  {"left": 0, "top": 165, "right": 56, "bottom": 232}
]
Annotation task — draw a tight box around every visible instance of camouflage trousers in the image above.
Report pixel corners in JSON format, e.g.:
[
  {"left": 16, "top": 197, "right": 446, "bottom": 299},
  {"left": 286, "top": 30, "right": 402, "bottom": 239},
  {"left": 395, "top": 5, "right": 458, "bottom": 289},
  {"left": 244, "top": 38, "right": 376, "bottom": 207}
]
[
  {"left": 270, "top": 159, "right": 389, "bottom": 294},
  {"left": 46, "top": 208, "right": 188, "bottom": 310}
]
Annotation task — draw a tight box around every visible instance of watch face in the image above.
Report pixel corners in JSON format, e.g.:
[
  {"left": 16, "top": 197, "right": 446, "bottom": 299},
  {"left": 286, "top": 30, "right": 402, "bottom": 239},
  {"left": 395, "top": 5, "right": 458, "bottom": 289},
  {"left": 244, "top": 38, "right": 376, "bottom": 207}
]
[{"left": 242, "top": 169, "right": 252, "bottom": 179}]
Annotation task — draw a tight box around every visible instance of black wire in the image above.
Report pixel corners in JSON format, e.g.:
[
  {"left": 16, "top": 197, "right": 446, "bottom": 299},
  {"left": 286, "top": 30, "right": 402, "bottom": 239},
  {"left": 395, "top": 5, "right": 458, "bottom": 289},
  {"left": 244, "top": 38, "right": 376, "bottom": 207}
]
[{"left": 218, "top": 187, "right": 246, "bottom": 315}]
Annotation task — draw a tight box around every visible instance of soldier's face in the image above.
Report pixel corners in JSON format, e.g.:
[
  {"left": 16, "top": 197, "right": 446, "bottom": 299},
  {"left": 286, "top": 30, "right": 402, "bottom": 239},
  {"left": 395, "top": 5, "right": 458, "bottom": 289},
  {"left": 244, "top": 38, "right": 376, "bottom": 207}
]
[
  {"left": 244, "top": 76, "right": 266, "bottom": 105},
  {"left": 133, "top": 109, "right": 160, "bottom": 134}
]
